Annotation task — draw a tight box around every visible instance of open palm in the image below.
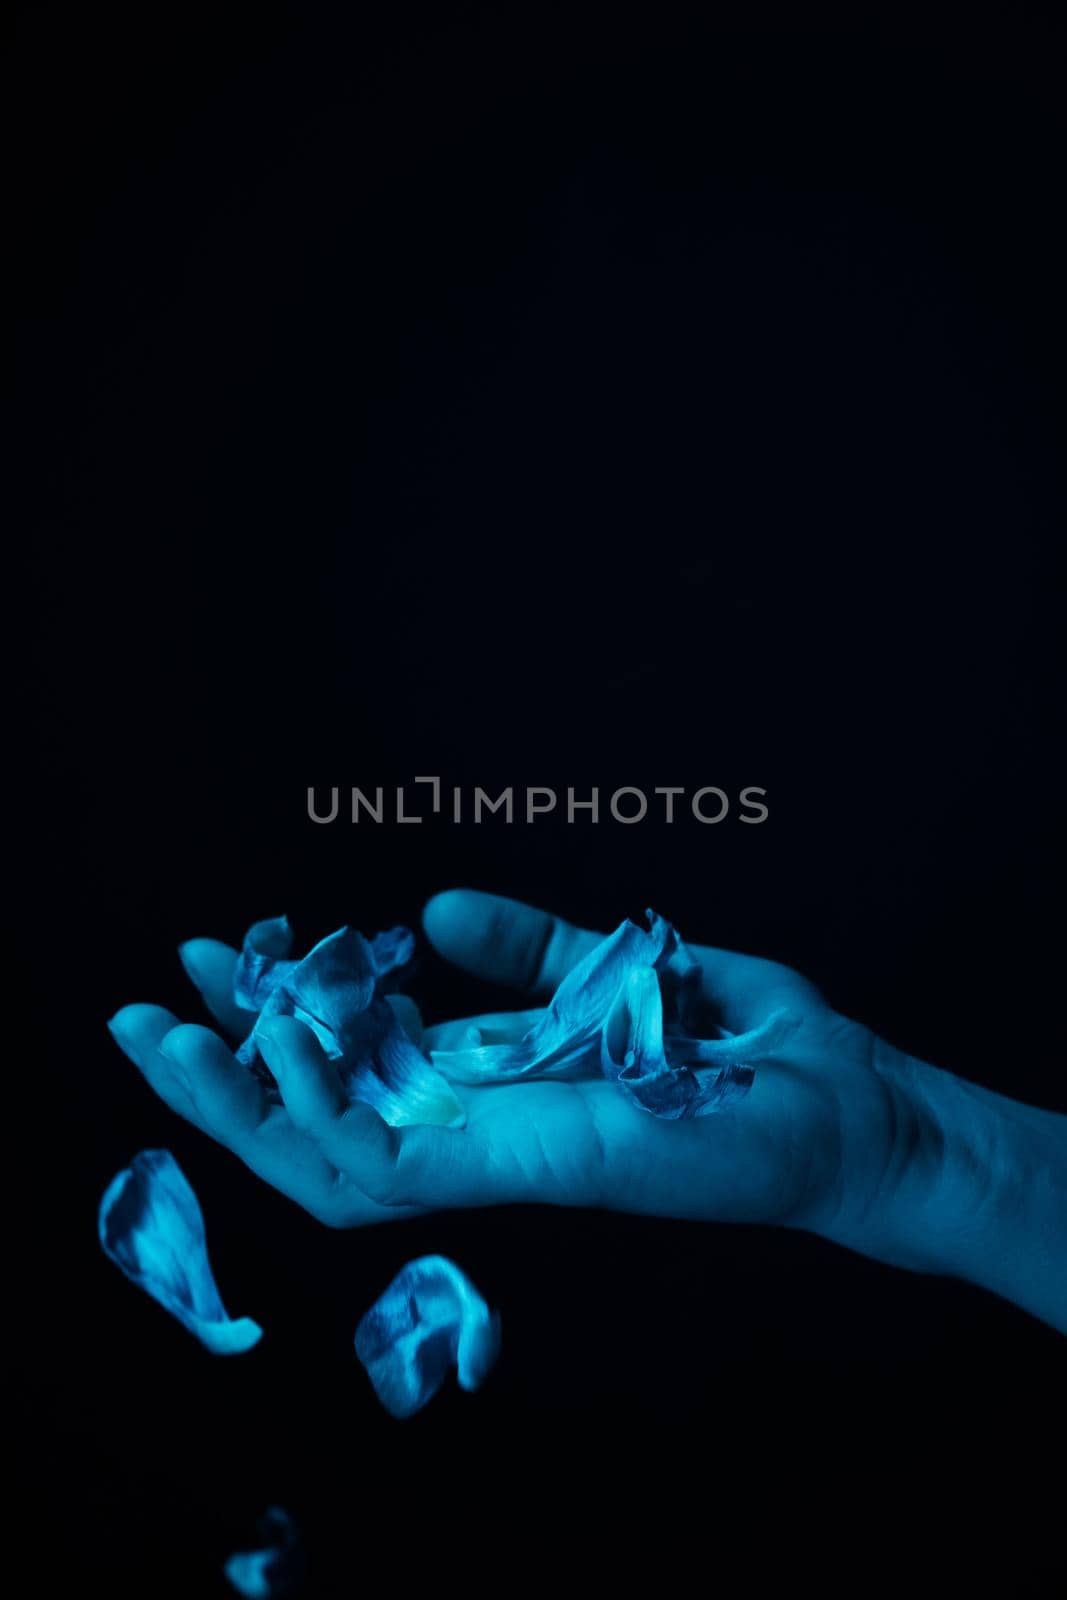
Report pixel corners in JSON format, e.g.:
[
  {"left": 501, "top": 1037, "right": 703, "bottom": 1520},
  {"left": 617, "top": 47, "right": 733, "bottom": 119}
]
[{"left": 110, "top": 891, "right": 931, "bottom": 1261}]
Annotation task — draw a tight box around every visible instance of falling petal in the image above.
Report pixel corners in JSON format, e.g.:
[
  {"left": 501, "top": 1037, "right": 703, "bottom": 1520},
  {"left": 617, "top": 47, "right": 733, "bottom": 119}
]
[
  {"left": 224, "top": 1508, "right": 303, "bottom": 1599},
  {"left": 99, "top": 1150, "right": 262, "bottom": 1354},
  {"left": 355, "top": 1255, "right": 501, "bottom": 1419},
  {"left": 432, "top": 909, "right": 680, "bottom": 1084}
]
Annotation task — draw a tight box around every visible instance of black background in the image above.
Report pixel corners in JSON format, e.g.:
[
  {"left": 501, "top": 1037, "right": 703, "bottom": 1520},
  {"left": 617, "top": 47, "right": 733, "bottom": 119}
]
[{"left": 18, "top": 4, "right": 1065, "bottom": 1593}]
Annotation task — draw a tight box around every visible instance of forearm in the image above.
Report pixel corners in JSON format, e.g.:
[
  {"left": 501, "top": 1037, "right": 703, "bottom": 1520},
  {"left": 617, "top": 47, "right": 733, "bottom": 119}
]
[{"left": 883, "top": 1055, "right": 1067, "bottom": 1332}]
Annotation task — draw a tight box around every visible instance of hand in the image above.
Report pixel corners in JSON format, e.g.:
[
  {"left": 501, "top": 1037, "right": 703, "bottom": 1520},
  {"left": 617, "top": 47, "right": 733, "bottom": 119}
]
[
  {"left": 108, "top": 889, "right": 938, "bottom": 1237},
  {"left": 109, "top": 889, "right": 1066, "bottom": 1330}
]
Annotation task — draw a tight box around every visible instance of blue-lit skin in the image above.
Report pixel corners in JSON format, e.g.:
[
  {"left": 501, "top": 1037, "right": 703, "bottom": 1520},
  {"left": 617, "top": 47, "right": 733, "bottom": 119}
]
[
  {"left": 98, "top": 1149, "right": 262, "bottom": 1354},
  {"left": 355, "top": 1255, "right": 501, "bottom": 1418},
  {"left": 109, "top": 891, "right": 1067, "bottom": 1333},
  {"left": 224, "top": 1507, "right": 302, "bottom": 1598}
]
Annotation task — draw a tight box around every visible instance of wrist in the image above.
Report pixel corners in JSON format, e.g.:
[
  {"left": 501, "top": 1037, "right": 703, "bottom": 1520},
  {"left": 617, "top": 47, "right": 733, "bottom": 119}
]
[{"left": 872, "top": 1049, "right": 1067, "bottom": 1331}]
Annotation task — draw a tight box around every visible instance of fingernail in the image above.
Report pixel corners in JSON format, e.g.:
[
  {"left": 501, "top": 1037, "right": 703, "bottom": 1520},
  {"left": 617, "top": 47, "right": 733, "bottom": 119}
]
[
  {"left": 156, "top": 1037, "right": 191, "bottom": 1087},
  {"left": 107, "top": 1010, "right": 133, "bottom": 1040},
  {"left": 158, "top": 1029, "right": 183, "bottom": 1062}
]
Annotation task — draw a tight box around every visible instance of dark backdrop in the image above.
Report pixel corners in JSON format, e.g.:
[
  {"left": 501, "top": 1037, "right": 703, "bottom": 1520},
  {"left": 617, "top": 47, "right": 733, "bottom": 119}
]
[{"left": 18, "top": 5, "right": 1065, "bottom": 1594}]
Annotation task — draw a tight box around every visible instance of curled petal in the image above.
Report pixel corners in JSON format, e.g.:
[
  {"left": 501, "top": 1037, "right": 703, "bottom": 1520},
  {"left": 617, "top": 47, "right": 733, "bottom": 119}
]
[
  {"left": 660, "top": 932, "right": 704, "bottom": 1034},
  {"left": 602, "top": 968, "right": 787, "bottom": 1118},
  {"left": 664, "top": 1007, "right": 799, "bottom": 1073},
  {"left": 234, "top": 921, "right": 462, "bottom": 1127},
  {"left": 535, "top": 908, "right": 677, "bottom": 1041},
  {"left": 355, "top": 1255, "right": 501, "bottom": 1419},
  {"left": 233, "top": 915, "right": 296, "bottom": 1013},
  {"left": 433, "top": 909, "right": 680, "bottom": 1084},
  {"left": 369, "top": 925, "right": 416, "bottom": 986},
  {"left": 237, "top": 926, "right": 378, "bottom": 1069},
  {"left": 224, "top": 1508, "right": 303, "bottom": 1599},
  {"left": 99, "top": 1150, "right": 262, "bottom": 1355},
  {"left": 283, "top": 926, "right": 379, "bottom": 1057},
  {"left": 340, "top": 1002, "right": 465, "bottom": 1128},
  {"left": 601, "top": 965, "right": 701, "bottom": 1119}
]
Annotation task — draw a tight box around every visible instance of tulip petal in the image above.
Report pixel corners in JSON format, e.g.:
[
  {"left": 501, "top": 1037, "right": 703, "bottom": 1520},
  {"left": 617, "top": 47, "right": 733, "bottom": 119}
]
[
  {"left": 224, "top": 1508, "right": 303, "bottom": 1599},
  {"left": 236, "top": 926, "right": 377, "bottom": 1068},
  {"left": 369, "top": 924, "right": 417, "bottom": 986},
  {"left": 601, "top": 965, "right": 703, "bottom": 1119},
  {"left": 433, "top": 907, "right": 794, "bottom": 1115},
  {"left": 601, "top": 967, "right": 791, "bottom": 1117},
  {"left": 234, "top": 920, "right": 463, "bottom": 1127},
  {"left": 340, "top": 1004, "right": 465, "bottom": 1127},
  {"left": 355, "top": 1255, "right": 501, "bottom": 1419},
  {"left": 432, "top": 909, "right": 680, "bottom": 1084},
  {"left": 233, "top": 915, "right": 296, "bottom": 1013},
  {"left": 99, "top": 1150, "right": 262, "bottom": 1354},
  {"left": 664, "top": 1007, "right": 799, "bottom": 1073},
  {"left": 660, "top": 931, "right": 704, "bottom": 1034},
  {"left": 230, "top": 910, "right": 783, "bottom": 1124}
]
